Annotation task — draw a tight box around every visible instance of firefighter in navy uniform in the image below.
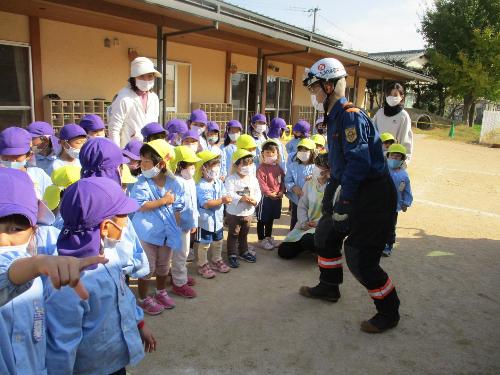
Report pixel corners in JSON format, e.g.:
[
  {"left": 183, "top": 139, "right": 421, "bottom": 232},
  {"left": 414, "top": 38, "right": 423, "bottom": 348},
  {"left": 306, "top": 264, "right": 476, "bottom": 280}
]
[{"left": 300, "top": 57, "right": 400, "bottom": 333}]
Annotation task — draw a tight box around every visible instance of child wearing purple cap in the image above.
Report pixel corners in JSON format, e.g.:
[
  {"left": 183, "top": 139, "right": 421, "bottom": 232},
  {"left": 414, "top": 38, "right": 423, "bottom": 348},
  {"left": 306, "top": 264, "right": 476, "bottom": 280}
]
[
  {"left": 188, "top": 109, "right": 209, "bottom": 151},
  {"left": 181, "top": 129, "right": 200, "bottom": 153},
  {"left": 221, "top": 119, "right": 242, "bottom": 180},
  {"left": 268, "top": 117, "right": 288, "bottom": 172},
  {"left": 79, "top": 114, "right": 106, "bottom": 138},
  {"left": 50, "top": 124, "right": 87, "bottom": 175},
  {"left": 123, "top": 139, "right": 144, "bottom": 177},
  {"left": 286, "top": 120, "right": 311, "bottom": 165},
  {"left": 131, "top": 140, "right": 185, "bottom": 315},
  {"left": 249, "top": 114, "right": 268, "bottom": 168},
  {"left": 0, "top": 126, "right": 52, "bottom": 199},
  {"left": 45, "top": 177, "right": 156, "bottom": 374},
  {"left": 166, "top": 118, "right": 188, "bottom": 146},
  {"left": 204, "top": 121, "right": 222, "bottom": 155},
  {"left": 27, "top": 121, "right": 60, "bottom": 174},
  {"left": 0, "top": 168, "right": 106, "bottom": 374},
  {"left": 141, "top": 122, "right": 167, "bottom": 142}
]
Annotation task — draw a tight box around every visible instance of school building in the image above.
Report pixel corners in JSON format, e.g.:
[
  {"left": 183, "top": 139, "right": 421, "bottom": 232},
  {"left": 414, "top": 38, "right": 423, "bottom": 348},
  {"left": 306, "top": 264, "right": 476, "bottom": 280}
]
[{"left": 0, "top": 0, "right": 433, "bottom": 132}]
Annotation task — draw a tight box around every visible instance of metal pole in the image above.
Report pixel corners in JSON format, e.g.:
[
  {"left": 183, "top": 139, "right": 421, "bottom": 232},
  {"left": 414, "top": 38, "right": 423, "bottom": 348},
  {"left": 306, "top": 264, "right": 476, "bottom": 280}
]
[
  {"left": 162, "top": 33, "right": 167, "bottom": 123},
  {"left": 255, "top": 48, "right": 263, "bottom": 114},
  {"left": 156, "top": 25, "right": 163, "bottom": 122}
]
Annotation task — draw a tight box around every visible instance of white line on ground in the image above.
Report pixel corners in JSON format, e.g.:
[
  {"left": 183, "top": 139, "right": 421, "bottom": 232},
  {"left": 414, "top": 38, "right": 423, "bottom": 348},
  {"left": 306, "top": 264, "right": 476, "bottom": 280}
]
[
  {"left": 415, "top": 199, "right": 500, "bottom": 218},
  {"left": 434, "top": 168, "right": 500, "bottom": 177}
]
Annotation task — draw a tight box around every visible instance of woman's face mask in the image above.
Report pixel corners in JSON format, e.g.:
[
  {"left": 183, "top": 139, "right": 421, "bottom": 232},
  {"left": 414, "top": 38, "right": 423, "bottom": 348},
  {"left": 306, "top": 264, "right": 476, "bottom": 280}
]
[
  {"left": 386, "top": 95, "right": 402, "bottom": 107},
  {"left": 135, "top": 78, "right": 155, "bottom": 92}
]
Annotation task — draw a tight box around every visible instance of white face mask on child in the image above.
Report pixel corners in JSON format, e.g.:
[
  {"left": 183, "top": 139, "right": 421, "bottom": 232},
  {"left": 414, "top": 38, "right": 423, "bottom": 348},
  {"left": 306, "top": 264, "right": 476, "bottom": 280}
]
[
  {"left": 239, "top": 166, "right": 251, "bottom": 176},
  {"left": 296, "top": 151, "right": 310, "bottom": 162},
  {"left": 205, "top": 165, "right": 220, "bottom": 180},
  {"left": 142, "top": 164, "right": 161, "bottom": 179},
  {"left": 181, "top": 165, "right": 196, "bottom": 180},
  {"left": 228, "top": 132, "right": 240, "bottom": 142}
]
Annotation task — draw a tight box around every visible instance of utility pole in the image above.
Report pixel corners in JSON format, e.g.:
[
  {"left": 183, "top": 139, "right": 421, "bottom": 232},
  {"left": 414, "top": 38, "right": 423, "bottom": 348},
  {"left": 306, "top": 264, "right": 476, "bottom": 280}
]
[{"left": 309, "top": 7, "right": 320, "bottom": 33}]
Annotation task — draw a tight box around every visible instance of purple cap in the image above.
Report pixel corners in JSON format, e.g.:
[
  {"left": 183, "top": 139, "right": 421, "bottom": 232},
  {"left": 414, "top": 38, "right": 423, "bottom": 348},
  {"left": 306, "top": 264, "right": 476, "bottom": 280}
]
[
  {"left": 226, "top": 120, "right": 242, "bottom": 130},
  {"left": 79, "top": 114, "right": 105, "bottom": 133},
  {"left": 57, "top": 177, "right": 139, "bottom": 259},
  {"left": 293, "top": 120, "right": 311, "bottom": 136},
  {"left": 122, "top": 139, "right": 143, "bottom": 161},
  {"left": 182, "top": 129, "right": 199, "bottom": 141},
  {"left": 268, "top": 118, "right": 287, "bottom": 138},
  {"left": 59, "top": 124, "right": 87, "bottom": 141},
  {"left": 141, "top": 122, "right": 166, "bottom": 139},
  {"left": 251, "top": 114, "right": 266, "bottom": 124},
  {"left": 0, "top": 127, "right": 32, "bottom": 156},
  {"left": 27, "top": 121, "right": 55, "bottom": 138},
  {"left": 80, "top": 137, "right": 129, "bottom": 186},
  {"left": 189, "top": 109, "right": 208, "bottom": 125},
  {"left": 0, "top": 168, "right": 54, "bottom": 226},
  {"left": 207, "top": 121, "right": 220, "bottom": 132},
  {"left": 165, "top": 119, "right": 189, "bottom": 143}
]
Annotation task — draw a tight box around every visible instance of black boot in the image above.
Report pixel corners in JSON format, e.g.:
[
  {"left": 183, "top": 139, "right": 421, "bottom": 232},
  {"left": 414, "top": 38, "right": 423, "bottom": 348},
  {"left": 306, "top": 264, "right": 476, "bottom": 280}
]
[
  {"left": 361, "top": 289, "right": 400, "bottom": 333},
  {"left": 299, "top": 282, "right": 341, "bottom": 302}
]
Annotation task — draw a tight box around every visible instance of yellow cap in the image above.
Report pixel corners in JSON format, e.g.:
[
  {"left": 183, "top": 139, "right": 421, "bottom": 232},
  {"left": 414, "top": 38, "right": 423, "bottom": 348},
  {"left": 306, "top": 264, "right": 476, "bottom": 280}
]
[
  {"left": 231, "top": 148, "right": 253, "bottom": 163},
  {"left": 311, "top": 134, "right": 326, "bottom": 147},
  {"left": 174, "top": 145, "right": 202, "bottom": 164},
  {"left": 236, "top": 134, "right": 257, "bottom": 150},
  {"left": 147, "top": 139, "right": 173, "bottom": 159},
  {"left": 195, "top": 150, "right": 220, "bottom": 182},
  {"left": 43, "top": 165, "right": 81, "bottom": 210},
  {"left": 297, "top": 138, "right": 316, "bottom": 150},
  {"left": 380, "top": 132, "right": 395, "bottom": 143},
  {"left": 121, "top": 164, "right": 137, "bottom": 185},
  {"left": 387, "top": 143, "right": 407, "bottom": 156}
]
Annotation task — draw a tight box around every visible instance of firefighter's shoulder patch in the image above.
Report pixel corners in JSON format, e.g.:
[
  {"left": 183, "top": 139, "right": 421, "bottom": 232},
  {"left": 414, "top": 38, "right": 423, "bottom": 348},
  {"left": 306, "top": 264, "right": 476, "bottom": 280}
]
[{"left": 345, "top": 127, "right": 357, "bottom": 143}]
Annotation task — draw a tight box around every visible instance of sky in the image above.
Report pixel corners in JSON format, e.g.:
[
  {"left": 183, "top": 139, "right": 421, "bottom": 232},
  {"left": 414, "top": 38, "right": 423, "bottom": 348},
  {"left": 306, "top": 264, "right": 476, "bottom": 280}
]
[{"left": 224, "top": 0, "right": 432, "bottom": 53}]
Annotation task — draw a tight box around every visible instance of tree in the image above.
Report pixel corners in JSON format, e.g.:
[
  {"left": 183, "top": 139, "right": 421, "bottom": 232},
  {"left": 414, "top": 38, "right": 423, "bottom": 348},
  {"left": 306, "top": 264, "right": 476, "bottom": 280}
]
[{"left": 420, "top": 0, "right": 500, "bottom": 126}]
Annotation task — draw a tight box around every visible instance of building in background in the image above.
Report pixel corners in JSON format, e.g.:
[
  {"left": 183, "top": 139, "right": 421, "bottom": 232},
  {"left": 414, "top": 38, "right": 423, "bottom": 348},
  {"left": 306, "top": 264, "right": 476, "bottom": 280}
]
[{"left": 0, "top": 1, "right": 433, "bottom": 131}]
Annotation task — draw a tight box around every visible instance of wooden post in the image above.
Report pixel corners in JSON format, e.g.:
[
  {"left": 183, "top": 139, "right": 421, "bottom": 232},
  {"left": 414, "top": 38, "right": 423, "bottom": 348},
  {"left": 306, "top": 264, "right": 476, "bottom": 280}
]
[
  {"left": 29, "top": 16, "right": 43, "bottom": 121},
  {"left": 224, "top": 51, "right": 231, "bottom": 103}
]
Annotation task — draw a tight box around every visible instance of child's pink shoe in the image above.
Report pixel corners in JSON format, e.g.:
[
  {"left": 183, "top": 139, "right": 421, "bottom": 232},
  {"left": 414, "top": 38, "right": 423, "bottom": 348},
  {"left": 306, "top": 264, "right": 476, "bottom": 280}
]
[
  {"left": 210, "top": 260, "right": 230, "bottom": 273},
  {"left": 169, "top": 274, "right": 196, "bottom": 286},
  {"left": 198, "top": 263, "right": 216, "bottom": 279},
  {"left": 140, "top": 296, "right": 164, "bottom": 315},
  {"left": 172, "top": 283, "right": 197, "bottom": 298},
  {"left": 154, "top": 290, "right": 176, "bottom": 309}
]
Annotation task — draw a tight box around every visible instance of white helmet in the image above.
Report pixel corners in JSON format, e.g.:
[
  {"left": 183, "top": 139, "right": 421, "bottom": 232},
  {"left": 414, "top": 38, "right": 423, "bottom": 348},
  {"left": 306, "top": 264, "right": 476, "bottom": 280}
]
[{"left": 303, "top": 58, "right": 347, "bottom": 87}]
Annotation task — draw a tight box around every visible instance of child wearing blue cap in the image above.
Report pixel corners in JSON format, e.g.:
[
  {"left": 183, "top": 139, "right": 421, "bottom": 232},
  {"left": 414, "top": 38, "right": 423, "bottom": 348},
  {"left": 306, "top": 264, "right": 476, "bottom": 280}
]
[
  {"left": 0, "top": 168, "right": 106, "bottom": 374},
  {"left": 204, "top": 121, "right": 222, "bottom": 155},
  {"left": 50, "top": 123, "right": 87, "bottom": 175},
  {"left": 141, "top": 122, "right": 167, "bottom": 142},
  {"left": 45, "top": 177, "right": 156, "bottom": 375},
  {"left": 188, "top": 109, "right": 209, "bottom": 151},
  {"left": 131, "top": 140, "right": 185, "bottom": 315},
  {"left": 0, "top": 126, "right": 52, "bottom": 199}
]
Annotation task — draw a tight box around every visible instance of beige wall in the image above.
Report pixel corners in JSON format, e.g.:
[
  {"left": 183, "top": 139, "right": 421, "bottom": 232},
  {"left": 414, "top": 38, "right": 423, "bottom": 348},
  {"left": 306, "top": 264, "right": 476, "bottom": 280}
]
[
  {"left": 0, "top": 11, "right": 29, "bottom": 43},
  {"left": 39, "top": 19, "right": 225, "bottom": 105}
]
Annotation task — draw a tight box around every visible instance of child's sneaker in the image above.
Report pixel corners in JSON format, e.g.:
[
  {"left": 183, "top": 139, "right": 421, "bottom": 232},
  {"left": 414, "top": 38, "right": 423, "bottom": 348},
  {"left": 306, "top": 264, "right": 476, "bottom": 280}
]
[
  {"left": 170, "top": 274, "right": 196, "bottom": 286},
  {"left": 382, "top": 244, "right": 393, "bottom": 257},
  {"left": 198, "top": 263, "right": 216, "bottom": 279},
  {"left": 172, "top": 283, "right": 197, "bottom": 298},
  {"left": 140, "top": 296, "right": 164, "bottom": 315},
  {"left": 267, "top": 237, "right": 280, "bottom": 248},
  {"left": 154, "top": 290, "right": 175, "bottom": 309},
  {"left": 228, "top": 255, "right": 240, "bottom": 268},
  {"left": 210, "top": 259, "right": 230, "bottom": 273},
  {"left": 259, "top": 239, "right": 274, "bottom": 250},
  {"left": 239, "top": 251, "right": 257, "bottom": 263}
]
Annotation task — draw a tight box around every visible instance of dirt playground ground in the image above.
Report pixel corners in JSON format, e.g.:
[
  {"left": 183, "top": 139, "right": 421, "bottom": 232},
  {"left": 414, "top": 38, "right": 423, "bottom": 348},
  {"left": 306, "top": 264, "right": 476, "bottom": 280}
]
[{"left": 133, "top": 134, "right": 500, "bottom": 375}]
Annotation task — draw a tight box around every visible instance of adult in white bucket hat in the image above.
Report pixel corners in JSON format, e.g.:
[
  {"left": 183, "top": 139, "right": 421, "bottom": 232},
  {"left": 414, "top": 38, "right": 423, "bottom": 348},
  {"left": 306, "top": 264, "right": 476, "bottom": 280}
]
[{"left": 108, "top": 57, "right": 162, "bottom": 148}]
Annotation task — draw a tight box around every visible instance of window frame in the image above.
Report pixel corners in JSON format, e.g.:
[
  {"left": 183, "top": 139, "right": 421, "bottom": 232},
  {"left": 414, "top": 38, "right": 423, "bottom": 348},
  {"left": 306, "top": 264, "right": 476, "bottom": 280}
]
[{"left": 0, "top": 40, "right": 34, "bottom": 123}]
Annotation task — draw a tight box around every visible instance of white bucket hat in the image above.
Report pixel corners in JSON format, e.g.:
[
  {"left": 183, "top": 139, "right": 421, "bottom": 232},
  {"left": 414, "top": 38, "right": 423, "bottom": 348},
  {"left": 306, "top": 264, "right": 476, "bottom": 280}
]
[{"left": 130, "top": 57, "right": 162, "bottom": 78}]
